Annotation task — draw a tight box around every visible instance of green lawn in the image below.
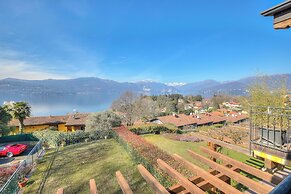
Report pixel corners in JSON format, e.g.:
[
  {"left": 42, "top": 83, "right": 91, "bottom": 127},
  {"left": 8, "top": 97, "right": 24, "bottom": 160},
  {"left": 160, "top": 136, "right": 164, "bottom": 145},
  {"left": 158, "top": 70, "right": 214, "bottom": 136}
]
[
  {"left": 23, "top": 139, "right": 153, "bottom": 194},
  {"left": 143, "top": 134, "right": 264, "bottom": 170},
  {"left": 142, "top": 134, "right": 209, "bottom": 169},
  {"left": 143, "top": 134, "right": 265, "bottom": 190}
]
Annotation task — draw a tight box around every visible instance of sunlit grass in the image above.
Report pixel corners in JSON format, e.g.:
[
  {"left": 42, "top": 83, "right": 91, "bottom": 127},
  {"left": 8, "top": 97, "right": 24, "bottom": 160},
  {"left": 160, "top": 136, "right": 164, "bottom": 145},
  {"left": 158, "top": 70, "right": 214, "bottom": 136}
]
[
  {"left": 23, "top": 139, "right": 153, "bottom": 194},
  {"left": 142, "top": 134, "right": 263, "bottom": 190}
]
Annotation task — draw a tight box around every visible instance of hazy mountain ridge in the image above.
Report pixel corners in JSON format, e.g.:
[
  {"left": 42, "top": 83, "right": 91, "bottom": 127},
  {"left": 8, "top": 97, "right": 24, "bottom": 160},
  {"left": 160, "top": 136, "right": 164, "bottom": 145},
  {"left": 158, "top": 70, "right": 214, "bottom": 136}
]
[{"left": 0, "top": 74, "right": 290, "bottom": 103}]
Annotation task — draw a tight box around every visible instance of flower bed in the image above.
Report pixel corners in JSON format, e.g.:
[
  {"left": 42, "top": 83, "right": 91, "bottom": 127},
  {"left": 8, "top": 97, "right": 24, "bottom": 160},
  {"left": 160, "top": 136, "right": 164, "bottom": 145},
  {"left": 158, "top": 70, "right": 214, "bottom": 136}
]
[
  {"left": 0, "top": 165, "right": 18, "bottom": 189},
  {"left": 113, "top": 126, "right": 192, "bottom": 187}
]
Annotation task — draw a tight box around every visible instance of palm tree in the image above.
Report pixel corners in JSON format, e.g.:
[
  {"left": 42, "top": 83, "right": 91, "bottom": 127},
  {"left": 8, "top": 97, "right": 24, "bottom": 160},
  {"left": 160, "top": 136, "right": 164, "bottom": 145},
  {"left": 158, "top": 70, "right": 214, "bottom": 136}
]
[{"left": 4, "top": 101, "right": 31, "bottom": 134}]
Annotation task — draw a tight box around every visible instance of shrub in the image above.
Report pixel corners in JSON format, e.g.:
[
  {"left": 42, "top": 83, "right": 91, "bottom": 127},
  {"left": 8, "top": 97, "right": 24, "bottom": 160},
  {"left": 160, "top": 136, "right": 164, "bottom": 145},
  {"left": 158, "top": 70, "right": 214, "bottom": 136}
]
[
  {"left": 46, "top": 126, "right": 58, "bottom": 131},
  {"left": 32, "top": 129, "right": 112, "bottom": 147},
  {"left": 33, "top": 130, "right": 61, "bottom": 147},
  {"left": 85, "top": 111, "right": 122, "bottom": 132},
  {"left": 129, "top": 124, "right": 177, "bottom": 135},
  {"left": 213, "top": 124, "right": 224, "bottom": 128},
  {"left": 113, "top": 126, "right": 192, "bottom": 187},
  {"left": 181, "top": 128, "right": 199, "bottom": 133},
  {"left": 0, "top": 165, "right": 18, "bottom": 188}
]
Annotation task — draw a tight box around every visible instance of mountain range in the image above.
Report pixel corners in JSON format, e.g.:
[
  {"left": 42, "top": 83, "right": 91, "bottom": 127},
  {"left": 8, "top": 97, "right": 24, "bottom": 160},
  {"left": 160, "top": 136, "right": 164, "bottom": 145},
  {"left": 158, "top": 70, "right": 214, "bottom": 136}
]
[
  {"left": 0, "top": 74, "right": 290, "bottom": 115},
  {"left": 1, "top": 73, "right": 290, "bottom": 98}
]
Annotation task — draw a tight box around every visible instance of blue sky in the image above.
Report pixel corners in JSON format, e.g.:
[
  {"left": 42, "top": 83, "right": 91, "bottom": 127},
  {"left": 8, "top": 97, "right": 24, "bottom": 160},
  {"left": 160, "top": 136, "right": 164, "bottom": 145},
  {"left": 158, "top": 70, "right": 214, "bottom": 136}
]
[{"left": 0, "top": 0, "right": 290, "bottom": 83}]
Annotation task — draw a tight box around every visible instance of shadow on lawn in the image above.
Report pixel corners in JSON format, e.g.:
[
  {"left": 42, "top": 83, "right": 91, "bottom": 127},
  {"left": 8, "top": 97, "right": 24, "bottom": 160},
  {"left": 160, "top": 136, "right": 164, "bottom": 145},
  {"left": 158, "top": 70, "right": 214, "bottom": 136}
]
[
  {"left": 33, "top": 140, "right": 152, "bottom": 194},
  {"left": 49, "top": 144, "right": 111, "bottom": 174}
]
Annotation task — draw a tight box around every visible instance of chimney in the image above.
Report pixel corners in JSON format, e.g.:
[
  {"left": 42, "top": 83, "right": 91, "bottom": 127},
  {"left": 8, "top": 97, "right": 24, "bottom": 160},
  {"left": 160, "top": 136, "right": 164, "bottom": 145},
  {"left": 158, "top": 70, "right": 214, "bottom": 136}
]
[{"left": 73, "top": 109, "right": 77, "bottom": 119}]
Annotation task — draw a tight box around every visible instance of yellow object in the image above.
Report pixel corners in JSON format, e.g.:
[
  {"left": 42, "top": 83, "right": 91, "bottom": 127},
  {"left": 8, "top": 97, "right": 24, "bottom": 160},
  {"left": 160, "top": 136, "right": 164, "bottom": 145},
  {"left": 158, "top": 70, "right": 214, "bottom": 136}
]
[
  {"left": 58, "top": 124, "right": 67, "bottom": 132},
  {"left": 15, "top": 125, "right": 50, "bottom": 133},
  {"left": 14, "top": 124, "right": 78, "bottom": 133},
  {"left": 253, "top": 150, "right": 291, "bottom": 166}
]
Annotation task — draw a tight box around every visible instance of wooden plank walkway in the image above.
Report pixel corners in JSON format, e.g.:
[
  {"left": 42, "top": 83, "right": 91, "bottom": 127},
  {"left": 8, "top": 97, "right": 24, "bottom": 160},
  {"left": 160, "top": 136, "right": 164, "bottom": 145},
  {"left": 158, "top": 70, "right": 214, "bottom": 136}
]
[
  {"left": 201, "top": 146, "right": 282, "bottom": 184},
  {"left": 137, "top": 164, "right": 169, "bottom": 194},
  {"left": 172, "top": 154, "right": 241, "bottom": 194},
  {"left": 89, "top": 179, "right": 98, "bottom": 194},
  {"left": 116, "top": 171, "right": 134, "bottom": 194},
  {"left": 56, "top": 188, "right": 64, "bottom": 194},
  {"left": 188, "top": 149, "right": 273, "bottom": 194},
  {"left": 157, "top": 159, "right": 205, "bottom": 194}
]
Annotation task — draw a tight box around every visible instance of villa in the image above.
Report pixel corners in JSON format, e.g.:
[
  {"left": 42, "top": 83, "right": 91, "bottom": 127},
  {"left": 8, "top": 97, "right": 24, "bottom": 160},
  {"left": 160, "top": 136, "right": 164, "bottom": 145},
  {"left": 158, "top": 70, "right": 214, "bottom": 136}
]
[{"left": 9, "top": 113, "right": 89, "bottom": 133}]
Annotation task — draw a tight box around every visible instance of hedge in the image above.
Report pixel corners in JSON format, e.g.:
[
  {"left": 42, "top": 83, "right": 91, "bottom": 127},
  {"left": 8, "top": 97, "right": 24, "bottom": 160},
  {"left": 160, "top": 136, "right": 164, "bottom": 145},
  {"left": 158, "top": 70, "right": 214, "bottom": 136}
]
[
  {"left": 0, "top": 134, "right": 38, "bottom": 143},
  {"left": 113, "top": 126, "right": 193, "bottom": 188},
  {"left": 32, "top": 129, "right": 112, "bottom": 147},
  {"left": 129, "top": 124, "right": 177, "bottom": 135},
  {"left": 112, "top": 128, "right": 174, "bottom": 187}
]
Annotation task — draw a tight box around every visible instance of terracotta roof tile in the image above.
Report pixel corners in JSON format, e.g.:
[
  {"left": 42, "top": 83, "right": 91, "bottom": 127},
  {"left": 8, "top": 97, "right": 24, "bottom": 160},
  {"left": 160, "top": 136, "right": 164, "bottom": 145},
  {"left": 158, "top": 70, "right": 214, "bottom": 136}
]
[
  {"left": 9, "top": 113, "right": 89, "bottom": 127},
  {"left": 157, "top": 112, "right": 232, "bottom": 127},
  {"left": 157, "top": 114, "right": 196, "bottom": 127},
  {"left": 225, "top": 113, "right": 248, "bottom": 123},
  {"left": 65, "top": 113, "right": 89, "bottom": 126},
  {"left": 9, "top": 115, "right": 68, "bottom": 126}
]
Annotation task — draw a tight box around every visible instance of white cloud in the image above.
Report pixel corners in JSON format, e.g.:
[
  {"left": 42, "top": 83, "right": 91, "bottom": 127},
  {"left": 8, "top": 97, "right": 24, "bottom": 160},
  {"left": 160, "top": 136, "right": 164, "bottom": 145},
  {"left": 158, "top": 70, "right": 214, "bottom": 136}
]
[
  {"left": 0, "top": 45, "right": 105, "bottom": 80},
  {"left": 0, "top": 59, "right": 69, "bottom": 80}
]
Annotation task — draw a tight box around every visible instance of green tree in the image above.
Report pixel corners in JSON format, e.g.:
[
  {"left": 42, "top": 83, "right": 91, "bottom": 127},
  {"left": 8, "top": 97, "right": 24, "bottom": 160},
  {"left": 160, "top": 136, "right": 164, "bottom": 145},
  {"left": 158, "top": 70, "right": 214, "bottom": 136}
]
[
  {"left": 85, "top": 111, "right": 122, "bottom": 132},
  {"left": 4, "top": 101, "right": 31, "bottom": 134},
  {"left": 211, "top": 95, "right": 231, "bottom": 109},
  {"left": 249, "top": 75, "right": 289, "bottom": 127},
  {"left": 249, "top": 76, "right": 287, "bottom": 107},
  {"left": 187, "top": 95, "right": 203, "bottom": 102},
  {"left": 0, "top": 106, "right": 12, "bottom": 136},
  {"left": 156, "top": 95, "right": 169, "bottom": 111}
]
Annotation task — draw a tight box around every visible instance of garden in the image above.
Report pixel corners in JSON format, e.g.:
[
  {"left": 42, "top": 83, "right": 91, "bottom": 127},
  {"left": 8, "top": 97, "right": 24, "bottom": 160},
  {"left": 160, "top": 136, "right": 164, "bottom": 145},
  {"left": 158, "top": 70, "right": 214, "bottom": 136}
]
[
  {"left": 0, "top": 165, "right": 18, "bottom": 189},
  {"left": 23, "top": 139, "right": 153, "bottom": 194},
  {"left": 17, "top": 126, "right": 265, "bottom": 193},
  {"left": 113, "top": 125, "right": 193, "bottom": 187},
  {"left": 142, "top": 134, "right": 261, "bottom": 168},
  {"left": 7, "top": 122, "right": 268, "bottom": 193}
]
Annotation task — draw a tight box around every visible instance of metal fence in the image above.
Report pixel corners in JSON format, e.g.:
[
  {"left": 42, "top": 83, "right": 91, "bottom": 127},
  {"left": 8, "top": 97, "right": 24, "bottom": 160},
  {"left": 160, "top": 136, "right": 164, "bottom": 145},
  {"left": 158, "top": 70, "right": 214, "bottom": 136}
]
[
  {"left": 0, "top": 134, "right": 38, "bottom": 143},
  {"left": 0, "top": 139, "right": 43, "bottom": 194},
  {"left": 250, "top": 106, "right": 291, "bottom": 153}
]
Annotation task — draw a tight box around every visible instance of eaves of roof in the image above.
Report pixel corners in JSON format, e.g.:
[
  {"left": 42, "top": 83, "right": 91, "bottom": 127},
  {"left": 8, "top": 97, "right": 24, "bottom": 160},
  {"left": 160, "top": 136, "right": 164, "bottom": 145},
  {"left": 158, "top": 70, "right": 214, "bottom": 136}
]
[{"left": 261, "top": 0, "right": 291, "bottom": 16}]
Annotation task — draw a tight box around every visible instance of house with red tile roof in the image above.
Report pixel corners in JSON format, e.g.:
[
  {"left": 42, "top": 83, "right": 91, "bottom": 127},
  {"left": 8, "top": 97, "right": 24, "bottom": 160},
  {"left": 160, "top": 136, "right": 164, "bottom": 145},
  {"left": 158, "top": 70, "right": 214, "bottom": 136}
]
[
  {"left": 151, "top": 111, "right": 247, "bottom": 129},
  {"left": 225, "top": 112, "right": 248, "bottom": 124},
  {"left": 152, "top": 113, "right": 225, "bottom": 129},
  {"left": 9, "top": 113, "right": 89, "bottom": 133},
  {"left": 154, "top": 114, "right": 197, "bottom": 129}
]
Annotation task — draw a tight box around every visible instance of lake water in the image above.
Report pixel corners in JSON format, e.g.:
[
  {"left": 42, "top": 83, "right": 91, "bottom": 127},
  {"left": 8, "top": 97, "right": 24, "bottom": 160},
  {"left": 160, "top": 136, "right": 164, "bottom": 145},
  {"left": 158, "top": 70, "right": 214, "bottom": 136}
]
[{"left": 0, "top": 93, "right": 115, "bottom": 116}]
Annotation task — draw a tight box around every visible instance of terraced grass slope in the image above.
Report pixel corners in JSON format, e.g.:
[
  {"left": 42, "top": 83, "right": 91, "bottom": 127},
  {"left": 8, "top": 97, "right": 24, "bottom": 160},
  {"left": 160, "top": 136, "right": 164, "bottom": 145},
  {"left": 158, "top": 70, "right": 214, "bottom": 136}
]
[
  {"left": 23, "top": 139, "right": 153, "bottom": 194},
  {"left": 142, "top": 134, "right": 264, "bottom": 170}
]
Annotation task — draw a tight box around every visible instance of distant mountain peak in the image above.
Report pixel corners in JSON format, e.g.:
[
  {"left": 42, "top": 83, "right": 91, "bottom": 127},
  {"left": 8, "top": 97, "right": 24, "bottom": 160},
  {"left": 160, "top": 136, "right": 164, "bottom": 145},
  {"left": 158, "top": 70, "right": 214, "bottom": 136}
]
[
  {"left": 166, "top": 82, "right": 187, "bottom": 86},
  {"left": 135, "top": 80, "right": 158, "bottom": 83}
]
